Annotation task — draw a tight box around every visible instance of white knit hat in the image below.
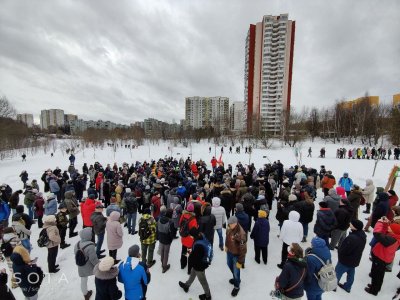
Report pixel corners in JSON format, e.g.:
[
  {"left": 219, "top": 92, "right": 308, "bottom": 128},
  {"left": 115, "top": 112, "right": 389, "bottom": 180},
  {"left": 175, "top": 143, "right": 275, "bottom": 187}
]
[
  {"left": 43, "top": 215, "right": 56, "bottom": 224},
  {"left": 98, "top": 256, "right": 115, "bottom": 272},
  {"left": 288, "top": 194, "right": 297, "bottom": 202}
]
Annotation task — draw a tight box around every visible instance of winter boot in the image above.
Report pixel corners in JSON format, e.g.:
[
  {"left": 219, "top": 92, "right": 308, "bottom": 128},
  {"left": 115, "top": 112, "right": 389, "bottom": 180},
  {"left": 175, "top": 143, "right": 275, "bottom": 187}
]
[
  {"left": 60, "top": 243, "right": 70, "bottom": 249},
  {"left": 231, "top": 287, "right": 240, "bottom": 297},
  {"left": 363, "top": 203, "right": 371, "bottom": 214},
  {"left": 301, "top": 237, "right": 307, "bottom": 243},
  {"left": 199, "top": 294, "right": 212, "bottom": 300},
  {"left": 179, "top": 281, "right": 189, "bottom": 293},
  {"left": 162, "top": 264, "right": 170, "bottom": 273},
  {"left": 147, "top": 260, "right": 156, "bottom": 268},
  {"left": 84, "top": 290, "right": 93, "bottom": 300}
]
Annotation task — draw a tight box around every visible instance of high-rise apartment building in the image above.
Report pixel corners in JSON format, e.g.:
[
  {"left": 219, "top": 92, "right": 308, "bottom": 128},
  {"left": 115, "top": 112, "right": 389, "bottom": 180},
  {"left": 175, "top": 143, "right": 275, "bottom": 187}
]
[
  {"left": 64, "top": 114, "right": 78, "bottom": 124},
  {"left": 244, "top": 14, "right": 295, "bottom": 135},
  {"left": 16, "top": 113, "right": 34, "bottom": 128},
  {"left": 230, "top": 102, "right": 245, "bottom": 132},
  {"left": 40, "top": 109, "right": 65, "bottom": 129},
  {"left": 185, "top": 96, "right": 229, "bottom": 132}
]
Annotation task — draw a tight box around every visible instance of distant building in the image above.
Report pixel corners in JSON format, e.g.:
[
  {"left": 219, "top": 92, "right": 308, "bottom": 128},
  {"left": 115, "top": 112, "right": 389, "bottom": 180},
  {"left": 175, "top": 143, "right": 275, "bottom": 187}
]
[
  {"left": 339, "top": 96, "right": 380, "bottom": 110},
  {"left": 16, "top": 113, "right": 34, "bottom": 128},
  {"left": 185, "top": 96, "right": 229, "bottom": 132},
  {"left": 64, "top": 114, "right": 78, "bottom": 124},
  {"left": 230, "top": 102, "right": 245, "bottom": 132},
  {"left": 69, "top": 119, "right": 129, "bottom": 134},
  {"left": 40, "top": 109, "right": 64, "bottom": 129},
  {"left": 393, "top": 94, "right": 400, "bottom": 109},
  {"left": 244, "top": 14, "right": 295, "bottom": 135}
]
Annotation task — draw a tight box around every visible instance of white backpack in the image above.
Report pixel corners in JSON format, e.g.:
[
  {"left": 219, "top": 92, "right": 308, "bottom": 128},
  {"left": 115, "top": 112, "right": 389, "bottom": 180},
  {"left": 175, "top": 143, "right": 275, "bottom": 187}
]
[{"left": 308, "top": 254, "right": 337, "bottom": 292}]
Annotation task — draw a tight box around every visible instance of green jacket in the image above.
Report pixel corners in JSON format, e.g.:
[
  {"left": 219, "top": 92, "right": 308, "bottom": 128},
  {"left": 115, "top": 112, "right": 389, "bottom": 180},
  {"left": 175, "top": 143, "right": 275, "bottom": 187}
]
[{"left": 24, "top": 191, "right": 35, "bottom": 206}]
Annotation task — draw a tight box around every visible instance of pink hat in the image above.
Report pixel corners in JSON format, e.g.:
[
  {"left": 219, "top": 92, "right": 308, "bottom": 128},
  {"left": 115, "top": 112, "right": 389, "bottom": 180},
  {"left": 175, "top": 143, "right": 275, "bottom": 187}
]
[{"left": 186, "top": 202, "right": 194, "bottom": 212}]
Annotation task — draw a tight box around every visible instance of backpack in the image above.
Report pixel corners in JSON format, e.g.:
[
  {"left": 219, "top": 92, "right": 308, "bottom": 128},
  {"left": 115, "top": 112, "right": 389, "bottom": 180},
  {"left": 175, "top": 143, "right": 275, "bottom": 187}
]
[
  {"left": 75, "top": 242, "right": 93, "bottom": 266},
  {"left": 37, "top": 228, "right": 50, "bottom": 248},
  {"left": 179, "top": 215, "right": 195, "bottom": 237},
  {"left": 193, "top": 236, "right": 213, "bottom": 266},
  {"left": 1, "top": 237, "right": 15, "bottom": 257},
  {"left": 308, "top": 254, "right": 337, "bottom": 292},
  {"left": 139, "top": 218, "right": 152, "bottom": 240}
]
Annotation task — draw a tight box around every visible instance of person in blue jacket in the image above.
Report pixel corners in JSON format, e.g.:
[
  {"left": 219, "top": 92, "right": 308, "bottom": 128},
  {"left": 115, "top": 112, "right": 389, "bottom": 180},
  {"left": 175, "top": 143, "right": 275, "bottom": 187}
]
[
  {"left": 235, "top": 203, "right": 250, "bottom": 233},
  {"left": 250, "top": 210, "right": 270, "bottom": 264},
  {"left": 44, "top": 193, "right": 58, "bottom": 216},
  {"left": 118, "top": 244, "right": 148, "bottom": 300},
  {"left": 0, "top": 198, "right": 11, "bottom": 227},
  {"left": 338, "top": 173, "right": 353, "bottom": 197},
  {"left": 304, "top": 237, "right": 332, "bottom": 300}
]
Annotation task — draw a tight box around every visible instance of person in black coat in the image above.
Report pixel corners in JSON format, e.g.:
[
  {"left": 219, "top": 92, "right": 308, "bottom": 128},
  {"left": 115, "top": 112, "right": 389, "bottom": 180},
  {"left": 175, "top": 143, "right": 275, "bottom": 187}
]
[
  {"left": 157, "top": 208, "right": 176, "bottom": 273},
  {"left": 94, "top": 257, "right": 122, "bottom": 300},
  {"left": 250, "top": 210, "right": 270, "bottom": 264},
  {"left": 297, "top": 192, "right": 315, "bottom": 243},
  {"left": 329, "top": 199, "right": 353, "bottom": 250},
  {"left": 0, "top": 269, "right": 15, "bottom": 300},
  {"left": 199, "top": 204, "right": 216, "bottom": 245},
  {"left": 179, "top": 227, "right": 212, "bottom": 300},
  {"left": 313, "top": 201, "right": 337, "bottom": 247},
  {"left": 277, "top": 243, "right": 307, "bottom": 299},
  {"left": 370, "top": 192, "right": 389, "bottom": 228},
  {"left": 335, "top": 219, "right": 366, "bottom": 293}
]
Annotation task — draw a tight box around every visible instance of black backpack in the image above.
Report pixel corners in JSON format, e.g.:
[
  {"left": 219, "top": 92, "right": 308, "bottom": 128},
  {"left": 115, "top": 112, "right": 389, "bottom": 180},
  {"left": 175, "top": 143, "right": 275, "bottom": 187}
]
[
  {"left": 37, "top": 228, "right": 49, "bottom": 248},
  {"left": 139, "top": 218, "right": 152, "bottom": 240},
  {"left": 75, "top": 242, "right": 93, "bottom": 266},
  {"left": 1, "top": 237, "right": 15, "bottom": 257},
  {"left": 179, "top": 216, "right": 195, "bottom": 237}
]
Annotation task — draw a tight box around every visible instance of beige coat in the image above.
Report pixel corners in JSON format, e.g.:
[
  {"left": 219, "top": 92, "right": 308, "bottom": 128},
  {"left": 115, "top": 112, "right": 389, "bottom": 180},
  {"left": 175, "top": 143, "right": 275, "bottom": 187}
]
[{"left": 43, "top": 222, "right": 61, "bottom": 248}]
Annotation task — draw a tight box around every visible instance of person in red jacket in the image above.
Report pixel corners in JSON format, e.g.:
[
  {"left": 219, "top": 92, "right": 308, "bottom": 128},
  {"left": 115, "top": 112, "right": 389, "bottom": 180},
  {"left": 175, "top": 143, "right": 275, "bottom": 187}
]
[
  {"left": 151, "top": 191, "right": 161, "bottom": 221},
  {"left": 80, "top": 194, "right": 98, "bottom": 242},
  {"left": 179, "top": 201, "right": 198, "bottom": 272},
  {"left": 211, "top": 157, "right": 217, "bottom": 173},
  {"left": 95, "top": 172, "right": 104, "bottom": 192},
  {"left": 387, "top": 190, "right": 399, "bottom": 222},
  {"left": 191, "top": 163, "right": 199, "bottom": 179},
  {"left": 365, "top": 217, "right": 400, "bottom": 295}
]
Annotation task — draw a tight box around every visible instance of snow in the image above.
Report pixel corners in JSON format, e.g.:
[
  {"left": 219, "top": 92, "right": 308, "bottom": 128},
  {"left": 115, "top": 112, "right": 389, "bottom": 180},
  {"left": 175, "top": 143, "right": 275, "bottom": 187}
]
[{"left": 1, "top": 140, "right": 399, "bottom": 300}]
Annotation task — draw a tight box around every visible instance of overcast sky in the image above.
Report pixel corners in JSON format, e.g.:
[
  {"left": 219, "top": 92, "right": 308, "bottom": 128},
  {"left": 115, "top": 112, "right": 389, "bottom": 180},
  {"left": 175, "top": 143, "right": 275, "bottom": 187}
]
[{"left": 0, "top": 0, "right": 399, "bottom": 125}]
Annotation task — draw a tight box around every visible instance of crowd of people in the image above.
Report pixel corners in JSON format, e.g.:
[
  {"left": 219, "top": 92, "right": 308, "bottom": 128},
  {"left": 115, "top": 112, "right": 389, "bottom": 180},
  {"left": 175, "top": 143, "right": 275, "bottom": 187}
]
[
  {"left": 0, "top": 153, "right": 400, "bottom": 300},
  {"left": 334, "top": 146, "right": 400, "bottom": 160}
]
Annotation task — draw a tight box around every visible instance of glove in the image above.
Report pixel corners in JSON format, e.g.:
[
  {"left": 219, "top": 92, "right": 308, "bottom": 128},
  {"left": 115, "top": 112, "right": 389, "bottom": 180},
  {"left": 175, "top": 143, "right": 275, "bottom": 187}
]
[{"left": 236, "top": 262, "right": 243, "bottom": 269}]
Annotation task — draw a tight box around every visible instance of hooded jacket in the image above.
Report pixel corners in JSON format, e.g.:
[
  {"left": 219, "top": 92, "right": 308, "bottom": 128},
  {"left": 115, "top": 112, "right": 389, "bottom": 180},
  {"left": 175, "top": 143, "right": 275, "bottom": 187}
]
[
  {"left": 280, "top": 211, "right": 303, "bottom": 245},
  {"left": 81, "top": 198, "right": 97, "bottom": 226},
  {"left": 338, "top": 229, "right": 366, "bottom": 267},
  {"left": 225, "top": 223, "right": 247, "bottom": 264},
  {"left": 278, "top": 257, "right": 307, "bottom": 299},
  {"left": 157, "top": 214, "right": 176, "bottom": 245},
  {"left": 304, "top": 237, "right": 331, "bottom": 293},
  {"left": 324, "top": 189, "right": 341, "bottom": 212},
  {"left": 220, "top": 188, "right": 233, "bottom": 214},
  {"left": 334, "top": 204, "right": 353, "bottom": 231},
  {"left": 362, "top": 179, "right": 375, "bottom": 204},
  {"left": 94, "top": 264, "right": 122, "bottom": 300},
  {"left": 179, "top": 211, "right": 198, "bottom": 248},
  {"left": 44, "top": 196, "right": 57, "bottom": 216},
  {"left": 43, "top": 218, "right": 61, "bottom": 248},
  {"left": 338, "top": 175, "right": 353, "bottom": 192},
  {"left": 211, "top": 197, "right": 226, "bottom": 229},
  {"left": 123, "top": 192, "right": 138, "bottom": 214},
  {"left": 371, "top": 193, "right": 389, "bottom": 228},
  {"left": 91, "top": 211, "right": 107, "bottom": 235},
  {"left": 64, "top": 190, "right": 80, "bottom": 219},
  {"left": 118, "top": 256, "right": 147, "bottom": 300},
  {"left": 250, "top": 216, "right": 270, "bottom": 247},
  {"left": 106, "top": 211, "right": 124, "bottom": 250},
  {"left": 74, "top": 228, "right": 98, "bottom": 277},
  {"left": 139, "top": 213, "right": 157, "bottom": 245},
  {"left": 372, "top": 221, "right": 400, "bottom": 263}
]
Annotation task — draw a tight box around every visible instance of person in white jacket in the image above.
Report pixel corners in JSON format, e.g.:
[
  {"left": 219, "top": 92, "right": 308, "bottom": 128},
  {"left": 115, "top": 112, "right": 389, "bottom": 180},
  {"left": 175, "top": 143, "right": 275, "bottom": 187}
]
[
  {"left": 362, "top": 179, "right": 375, "bottom": 214},
  {"left": 211, "top": 197, "right": 226, "bottom": 251},
  {"left": 277, "top": 210, "right": 303, "bottom": 269}
]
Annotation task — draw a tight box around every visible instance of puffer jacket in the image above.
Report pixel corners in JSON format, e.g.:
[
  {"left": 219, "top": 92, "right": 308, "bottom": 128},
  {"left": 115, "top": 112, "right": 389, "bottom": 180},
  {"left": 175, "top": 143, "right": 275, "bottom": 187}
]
[
  {"left": 280, "top": 211, "right": 303, "bottom": 245},
  {"left": 94, "top": 264, "right": 122, "bottom": 300},
  {"left": 157, "top": 215, "right": 176, "bottom": 245},
  {"left": 279, "top": 257, "right": 307, "bottom": 299},
  {"left": 91, "top": 211, "right": 107, "bottom": 235},
  {"left": 297, "top": 199, "right": 315, "bottom": 224},
  {"left": 219, "top": 189, "right": 233, "bottom": 215},
  {"left": 123, "top": 192, "right": 138, "bottom": 214},
  {"left": 198, "top": 205, "right": 216, "bottom": 243},
  {"left": 23, "top": 191, "right": 35, "bottom": 207},
  {"left": 44, "top": 197, "right": 57, "bottom": 215},
  {"left": 314, "top": 208, "right": 337, "bottom": 237},
  {"left": 324, "top": 189, "right": 341, "bottom": 212},
  {"left": 371, "top": 193, "right": 389, "bottom": 228},
  {"left": 12, "top": 221, "right": 31, "bottom": 241},
  {"left": 43, "top": 220, "right": 61, "bottom": 248},
  {"left": 49, "top": 179, "right": 60, "bottom": 193},
  {"left": 179, "top": 211, "right": 198, "bottom": 248},
  {"left": 106, "top": 211, "right": 123, "bottom": 250},
  {"left": 321, "top": 174, "right": 336, "bottom": 190},
  {"left": 211, "top": 197, "right": 226, "bottom": 229},
  {"left": 362, "top": 179, "right": 375, "bottom": 204},
  {"left": 372, "top": 220, "right": 400, "bottom": 263},
  {"left": 118, "top": 257, "right": 147, "bottom": 300},
  {"left": 81, "top": 198, "right": 97, "bottom": 226},
  {"left": 250, "top": 217, "right": 270, "bottom": 247},
  {"left": 74, "top": 228, "right": 99, "bottom": 277},
  {"left": 139, "top": 213, "right": 157, "bottom": 245}
]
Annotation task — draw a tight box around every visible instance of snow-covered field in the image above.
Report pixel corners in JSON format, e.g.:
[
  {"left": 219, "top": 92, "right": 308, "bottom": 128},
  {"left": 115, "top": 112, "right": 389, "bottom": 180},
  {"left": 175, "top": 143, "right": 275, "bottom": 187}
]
[{"left": 1, "top": 140, "right": 399, "bottom": 300}]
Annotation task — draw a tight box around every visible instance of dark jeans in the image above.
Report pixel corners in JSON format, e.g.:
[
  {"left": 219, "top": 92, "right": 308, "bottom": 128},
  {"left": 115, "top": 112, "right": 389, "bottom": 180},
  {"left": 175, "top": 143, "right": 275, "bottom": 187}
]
[
  {"left": 301, "top": 222, "right": 309, "bottom": 238},
  {"left": 369, "top": 255, "right": 387, "bottom": 294},
  {"left": 58, "top": 226, "right": 67, "bottom": 244},
  {"left": 181, "top": 245, "right": 188, "bottom": 270},
  {"left": 69, "top": 217, "right": 77, "bottom": 237},
  {"left": 281, "top": 242, "right": 289, "bottom": 265},
  {"left": 48, "top": 246, "right": 58, "bottom": 272},
  {"left": 335, "top": 262, "right": 355, "bottom": 292},
  {"left": 37, "top": 216, "right": 43, "bottom": 228},
  {"left": 227, "top": 251, "right": 241, "bottom": 288},
  {"left": 109, "top": 249, "right": 117, "bottom": 260},
  {"left": 159, "top": 243, "right": 171, "bottom": 268},
  {"left": 254, "top": 246, "right": 268, "bottom": 263},
  {"left": 126, "top": 212, "right": 137, "bottom": 232},
  {"left": 96, "top": 233, "right": 105, "bottom": 255}
]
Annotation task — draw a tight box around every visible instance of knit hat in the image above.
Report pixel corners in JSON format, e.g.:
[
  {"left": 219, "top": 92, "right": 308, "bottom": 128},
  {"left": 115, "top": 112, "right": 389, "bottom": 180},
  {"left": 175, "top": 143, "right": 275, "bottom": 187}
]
[
  {"left": 125, "top": 188, "right": 131, "bottom": 193},
  {"left": 258, "top": 210, "right": 267, "bottom": 218},
  {"left": 235, "top": 203, "right": 244, "bottom": 212},
  {"left": 288, "top": 194, "right": 297, "bottom": 202},
  {"left": 228, "top": 216, "right": 238, "bottom": 225},
  {"left": 43, "top": 215, "right": 56, "bottom": 224},
  {"left": 390, "top": 223, "right": 400, "bottom": 235},
  {"left": 128, "top": 245, "right": 140, "bottom": 257},
  {"left": 350, "top": 219, "right": 363, "bottom": 231},
  {"left": 311, "top": 236, "right": 326, "bottom": 248},
  {"left": 98, "top": 256, "right": 115, "bottom": 272},
  {"left": 319, "top": 201, "right": 328, "bottom": 208},
  {"left": 58, "top": 202, "right": 67, "bottom": 210},
  {"left": 186, "top": 202, "right": 194, "bottom": 212}
]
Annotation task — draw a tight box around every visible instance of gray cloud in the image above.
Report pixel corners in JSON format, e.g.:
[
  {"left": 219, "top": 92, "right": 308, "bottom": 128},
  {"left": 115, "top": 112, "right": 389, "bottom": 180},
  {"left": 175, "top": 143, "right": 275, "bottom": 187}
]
[{"left": 0, "top": 0, "right": 399, "bottom": 125}]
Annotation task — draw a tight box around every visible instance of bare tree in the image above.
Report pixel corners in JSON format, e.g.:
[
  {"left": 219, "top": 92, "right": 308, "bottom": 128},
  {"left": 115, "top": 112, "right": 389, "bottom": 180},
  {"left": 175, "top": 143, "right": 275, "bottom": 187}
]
[{"left": 0, "top": 96, "right": 16, "bottom": 118}]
